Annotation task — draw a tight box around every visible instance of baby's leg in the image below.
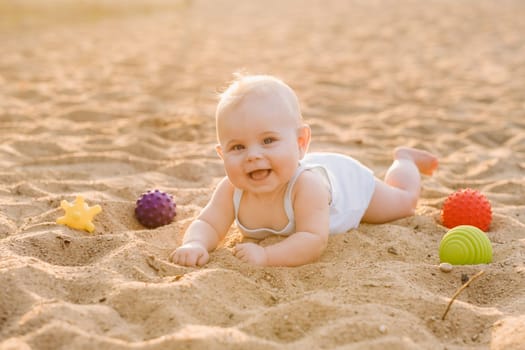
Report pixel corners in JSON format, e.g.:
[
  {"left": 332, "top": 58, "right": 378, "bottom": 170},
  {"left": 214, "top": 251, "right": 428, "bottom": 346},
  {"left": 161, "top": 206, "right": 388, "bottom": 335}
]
[{"left": 362, "top": 147, "right": 438, "bottom": 224}]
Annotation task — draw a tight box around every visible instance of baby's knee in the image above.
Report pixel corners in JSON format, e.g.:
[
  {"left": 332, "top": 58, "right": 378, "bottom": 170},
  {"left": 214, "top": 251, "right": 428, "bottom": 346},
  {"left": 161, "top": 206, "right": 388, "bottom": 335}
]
[
  {"left": 401, "top": 190, "right": 419, "bottom": 212},
  {"left": 363, "top": 184, "right": 418, "bottom": 223},
  {"left": 388, "top": 190, "right": 418, "bottom": 218}
]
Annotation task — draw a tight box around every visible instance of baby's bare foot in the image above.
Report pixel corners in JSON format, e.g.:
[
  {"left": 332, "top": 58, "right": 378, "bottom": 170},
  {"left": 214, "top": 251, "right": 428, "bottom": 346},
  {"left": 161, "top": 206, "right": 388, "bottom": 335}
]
[{"left": 394, "top": 147, "right": 438, "bottom": 175}]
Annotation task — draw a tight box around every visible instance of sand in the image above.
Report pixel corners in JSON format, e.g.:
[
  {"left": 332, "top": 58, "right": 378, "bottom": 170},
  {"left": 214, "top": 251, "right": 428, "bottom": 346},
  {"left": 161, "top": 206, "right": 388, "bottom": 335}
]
[{"left": 1, "top": 0, "right": 524, "bottom": 349}]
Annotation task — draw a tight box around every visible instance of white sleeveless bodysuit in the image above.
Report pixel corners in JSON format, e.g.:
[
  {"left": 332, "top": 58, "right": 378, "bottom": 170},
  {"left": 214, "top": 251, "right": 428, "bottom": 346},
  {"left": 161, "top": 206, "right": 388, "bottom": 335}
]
[{"left": 233, "top": 152, "right": 376, "bottom": 238}]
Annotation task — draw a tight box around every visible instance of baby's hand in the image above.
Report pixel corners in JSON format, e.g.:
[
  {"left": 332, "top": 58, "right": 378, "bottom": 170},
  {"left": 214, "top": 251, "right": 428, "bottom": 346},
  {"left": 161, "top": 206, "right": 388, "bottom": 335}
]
[
  {"left": 234, "top": 242, "right": 268, "bottom": 266},
  {"left": 170, "top": 242, "right": 209, "bottom": 267}
]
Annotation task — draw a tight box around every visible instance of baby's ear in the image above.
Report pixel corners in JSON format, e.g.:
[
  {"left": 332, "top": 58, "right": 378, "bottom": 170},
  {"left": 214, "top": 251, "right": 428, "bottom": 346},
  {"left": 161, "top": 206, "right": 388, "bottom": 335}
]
[
  {"left": 297, "top": 124, "right": 311, "bottom": 158},
  {"left": 215, "top": 144, "right": 224, "bottom": 159}
]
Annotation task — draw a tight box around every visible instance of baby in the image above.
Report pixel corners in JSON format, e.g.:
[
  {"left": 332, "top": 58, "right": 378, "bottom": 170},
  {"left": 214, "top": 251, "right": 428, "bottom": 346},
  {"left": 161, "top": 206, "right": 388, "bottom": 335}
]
[{"left": 170, "top": 74, "right": 438, "bottom": 267}]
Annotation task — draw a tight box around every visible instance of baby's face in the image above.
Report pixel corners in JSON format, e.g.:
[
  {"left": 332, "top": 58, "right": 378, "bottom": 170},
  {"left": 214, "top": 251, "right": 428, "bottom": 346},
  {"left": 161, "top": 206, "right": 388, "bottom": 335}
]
[{"left": 216, "top": 93, "right": 308, "bottom": 194}]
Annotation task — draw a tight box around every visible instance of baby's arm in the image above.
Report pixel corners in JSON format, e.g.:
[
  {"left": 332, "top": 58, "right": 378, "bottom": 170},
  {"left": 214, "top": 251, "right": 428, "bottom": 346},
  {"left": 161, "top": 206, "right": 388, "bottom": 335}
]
[
  {"left": 170, "top": 177, "right": 234, "bottom": 267},
  {"left": 235, "top": 171, "right": 330, "bottom": 267}
]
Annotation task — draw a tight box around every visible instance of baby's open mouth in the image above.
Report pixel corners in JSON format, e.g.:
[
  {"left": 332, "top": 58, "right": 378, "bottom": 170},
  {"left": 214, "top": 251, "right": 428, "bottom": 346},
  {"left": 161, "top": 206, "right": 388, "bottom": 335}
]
[{"left": 249, "top": 169, "right": 271, "bottom": 181}]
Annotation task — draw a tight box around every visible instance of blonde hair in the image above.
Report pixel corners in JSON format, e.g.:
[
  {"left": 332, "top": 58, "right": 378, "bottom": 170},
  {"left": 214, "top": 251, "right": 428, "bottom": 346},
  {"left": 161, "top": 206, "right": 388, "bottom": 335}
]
[{"left": 216, "top": 73, "right": 302, "bottom": 122}]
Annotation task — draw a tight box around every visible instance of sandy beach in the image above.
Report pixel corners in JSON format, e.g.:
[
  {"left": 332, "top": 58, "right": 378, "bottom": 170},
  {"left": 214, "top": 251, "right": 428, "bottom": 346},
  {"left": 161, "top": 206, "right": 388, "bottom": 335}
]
[{"left": 1, "top": 0, "right": 524, "bottom": 349}]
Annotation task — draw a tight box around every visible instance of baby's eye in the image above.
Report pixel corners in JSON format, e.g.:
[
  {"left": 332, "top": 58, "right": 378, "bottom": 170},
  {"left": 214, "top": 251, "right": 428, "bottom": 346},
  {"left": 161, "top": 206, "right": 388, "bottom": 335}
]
[
  {"left": 263, "top": 137, "right": 275, "bottom": 145},
  {"left": 231, "top": 144, "right": 244, "bottom": 151}
]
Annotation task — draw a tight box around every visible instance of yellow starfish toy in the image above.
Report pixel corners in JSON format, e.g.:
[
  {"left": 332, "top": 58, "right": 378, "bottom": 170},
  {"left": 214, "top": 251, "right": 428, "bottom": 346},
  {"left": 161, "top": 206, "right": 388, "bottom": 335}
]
[{"left": 56, "top": 196, "right": 102, "bottom": 233}]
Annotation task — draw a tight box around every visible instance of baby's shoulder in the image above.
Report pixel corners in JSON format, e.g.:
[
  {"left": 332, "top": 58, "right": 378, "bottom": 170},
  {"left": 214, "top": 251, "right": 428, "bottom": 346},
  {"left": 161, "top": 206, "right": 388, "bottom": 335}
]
[
  {"left": 296, "top": 167, "right": 324, "bottom": 185},
  {"left": 293, "top": 168, "right": 330, "bottom": 197},
  {"left": 214, "top": 176, "right": 236, "bottom": 199},
  {"left": 291, "top": 169, "right": 331, "bottom": 210}
]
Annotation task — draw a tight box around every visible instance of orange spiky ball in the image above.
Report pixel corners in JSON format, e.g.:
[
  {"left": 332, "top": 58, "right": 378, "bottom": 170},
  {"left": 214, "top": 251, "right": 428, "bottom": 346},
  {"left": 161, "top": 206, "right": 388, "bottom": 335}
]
[{"left": 441, "top": 188, "right": 492, "bottom": 231}]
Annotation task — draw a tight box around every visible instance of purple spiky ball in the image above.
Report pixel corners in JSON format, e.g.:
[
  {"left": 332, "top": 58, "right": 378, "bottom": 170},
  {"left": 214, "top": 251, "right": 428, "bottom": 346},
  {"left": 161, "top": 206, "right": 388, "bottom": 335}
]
[{"left": 135, "top": 189, "right": 176, "bottom": 228}]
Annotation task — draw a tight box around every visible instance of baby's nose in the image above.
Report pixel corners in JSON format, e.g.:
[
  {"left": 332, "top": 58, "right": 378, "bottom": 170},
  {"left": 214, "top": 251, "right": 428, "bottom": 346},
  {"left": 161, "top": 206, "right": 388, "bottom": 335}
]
[{"left": 246, "top": 146, "right": 263, "bottom": 160}]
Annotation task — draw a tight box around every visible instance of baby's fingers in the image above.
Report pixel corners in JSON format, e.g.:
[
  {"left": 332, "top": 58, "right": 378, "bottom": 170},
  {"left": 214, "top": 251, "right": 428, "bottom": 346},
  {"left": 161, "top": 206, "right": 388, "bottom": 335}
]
[
  {"left": 171, "top": 250, "right": 192, "bottom": 267},
  {"left": 169, "top": 250, "right": 180, "bottom": 263},
  {"left": 196, "top": 251, "right": 209, "bottom": 266},
  {"left": 234, "top": 247, "right": 250, "bottom": 263},
  {"left": 181, "top": 252, "right": 199, "bottom": 267},
  {"left": 233, "top": 245, "right": 245, "bottom": 258},
  {"left": 172, "top": 248, "right": 208, "bottom": 267},
  {"left": 170, "top": 251, "right": 186, "bottom": 266}
]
